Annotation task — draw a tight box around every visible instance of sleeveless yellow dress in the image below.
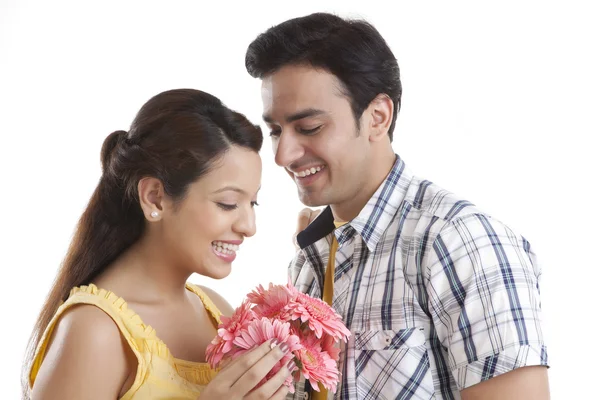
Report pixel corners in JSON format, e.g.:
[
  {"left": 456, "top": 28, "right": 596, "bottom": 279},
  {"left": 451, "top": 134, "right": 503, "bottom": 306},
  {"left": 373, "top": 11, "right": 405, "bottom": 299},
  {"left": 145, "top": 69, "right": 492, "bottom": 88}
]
[{"left": 30, "top": 283, "right": 222, "bottom": 399}]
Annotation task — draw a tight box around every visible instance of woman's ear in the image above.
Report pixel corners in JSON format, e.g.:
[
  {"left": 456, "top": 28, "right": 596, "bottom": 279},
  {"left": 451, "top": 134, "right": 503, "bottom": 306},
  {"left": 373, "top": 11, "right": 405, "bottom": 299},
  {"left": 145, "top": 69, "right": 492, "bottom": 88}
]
[{"left": 138, "top": 177, "right": 165, "bottom": 221}]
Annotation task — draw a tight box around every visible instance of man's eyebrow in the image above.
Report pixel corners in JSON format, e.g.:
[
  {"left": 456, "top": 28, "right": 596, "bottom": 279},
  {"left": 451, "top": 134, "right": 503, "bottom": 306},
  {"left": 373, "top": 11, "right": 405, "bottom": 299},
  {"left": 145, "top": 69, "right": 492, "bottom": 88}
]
[{"left": 262, "top": 108, "right": 326, "bottom": 124}]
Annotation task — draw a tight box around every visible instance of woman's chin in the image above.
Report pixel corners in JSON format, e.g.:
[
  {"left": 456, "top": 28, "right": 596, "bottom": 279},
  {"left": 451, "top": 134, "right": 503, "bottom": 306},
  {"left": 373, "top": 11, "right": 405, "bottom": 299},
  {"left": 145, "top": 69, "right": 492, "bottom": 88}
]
[{"left": 196, "top": 263, "right": 232, "bottom": 280}]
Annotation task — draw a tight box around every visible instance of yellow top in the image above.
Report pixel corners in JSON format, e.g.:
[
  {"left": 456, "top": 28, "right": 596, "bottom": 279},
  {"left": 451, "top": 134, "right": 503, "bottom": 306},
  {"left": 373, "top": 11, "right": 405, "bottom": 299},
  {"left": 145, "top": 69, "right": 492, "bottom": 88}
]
[
  {"left": 314, "top": 220, "right": 346, "bottom": 400},
  {"left": 30, "top": 283, "right": 222, "bottom": 399}
]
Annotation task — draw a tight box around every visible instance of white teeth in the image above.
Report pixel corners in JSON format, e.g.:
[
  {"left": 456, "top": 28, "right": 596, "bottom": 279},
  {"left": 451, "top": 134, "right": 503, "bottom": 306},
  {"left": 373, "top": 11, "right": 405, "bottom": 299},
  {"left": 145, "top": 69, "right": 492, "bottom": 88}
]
[
  {"left": 292, "top": 165, "right": 324, "bottom": 178},
  {"left": 212, "top": 241, "right": 240, "bottom": 255}
]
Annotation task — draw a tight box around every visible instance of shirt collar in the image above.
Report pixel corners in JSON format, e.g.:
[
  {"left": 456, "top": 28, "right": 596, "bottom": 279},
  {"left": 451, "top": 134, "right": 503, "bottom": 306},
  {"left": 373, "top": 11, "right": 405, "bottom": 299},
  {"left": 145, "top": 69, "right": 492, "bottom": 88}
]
[{"left": 297, "top": 155, "right": 413, "bottom": 252}]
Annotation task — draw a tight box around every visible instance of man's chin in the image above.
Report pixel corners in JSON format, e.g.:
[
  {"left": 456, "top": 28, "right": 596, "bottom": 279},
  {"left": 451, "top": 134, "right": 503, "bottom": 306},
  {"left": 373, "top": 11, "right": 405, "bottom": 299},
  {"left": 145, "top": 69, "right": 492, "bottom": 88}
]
[{"left": 297, "top": 190, "right": 328, "bottom": 208}]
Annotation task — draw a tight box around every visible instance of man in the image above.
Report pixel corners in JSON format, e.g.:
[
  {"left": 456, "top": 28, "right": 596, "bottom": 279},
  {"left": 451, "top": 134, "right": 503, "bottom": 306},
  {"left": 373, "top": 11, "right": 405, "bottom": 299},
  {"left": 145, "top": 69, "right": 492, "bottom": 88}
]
[{"left": 246, "top": 12, "right": 550, "bottom": 400}]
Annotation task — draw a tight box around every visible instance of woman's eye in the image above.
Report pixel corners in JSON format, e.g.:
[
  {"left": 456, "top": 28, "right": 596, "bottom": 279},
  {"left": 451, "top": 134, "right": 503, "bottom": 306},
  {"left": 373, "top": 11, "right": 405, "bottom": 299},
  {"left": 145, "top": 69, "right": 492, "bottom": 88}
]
[
  {"left": 251, "top": 201, "right": 259, "bottom": 207},
  {"left": 217, "top": 203, "right": 238, "bottom": 211}
]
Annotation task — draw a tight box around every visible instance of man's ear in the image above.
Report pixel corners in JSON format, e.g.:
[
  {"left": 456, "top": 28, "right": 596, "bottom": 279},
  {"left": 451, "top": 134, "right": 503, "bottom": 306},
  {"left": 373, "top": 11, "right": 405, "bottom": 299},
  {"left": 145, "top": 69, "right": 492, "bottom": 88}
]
[
  {"left": 366, "top": 94, "right": 394, "bottom": 142},
  {"left": 138, "top": 177, "right": 165, "bottom": 221}
]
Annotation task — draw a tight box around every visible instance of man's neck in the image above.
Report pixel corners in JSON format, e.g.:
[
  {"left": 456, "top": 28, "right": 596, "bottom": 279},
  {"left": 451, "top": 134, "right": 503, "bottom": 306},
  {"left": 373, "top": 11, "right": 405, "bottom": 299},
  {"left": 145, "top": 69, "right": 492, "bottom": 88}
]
[{"left": 331, "top": 148, "right": 396, "bottom": 222}]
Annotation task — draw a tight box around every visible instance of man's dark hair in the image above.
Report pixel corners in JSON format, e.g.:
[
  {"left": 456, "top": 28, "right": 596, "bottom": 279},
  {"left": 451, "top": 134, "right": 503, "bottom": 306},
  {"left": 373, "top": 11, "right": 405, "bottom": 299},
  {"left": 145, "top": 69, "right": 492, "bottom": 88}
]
[{"left": 245, "top": 12, "right": 402, "bottom": 141}]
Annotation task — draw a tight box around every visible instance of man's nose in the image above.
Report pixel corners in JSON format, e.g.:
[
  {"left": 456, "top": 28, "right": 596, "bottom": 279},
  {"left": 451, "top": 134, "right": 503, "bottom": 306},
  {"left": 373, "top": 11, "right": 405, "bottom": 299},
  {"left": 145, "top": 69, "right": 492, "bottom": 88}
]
[{"left": 273, "top": 131, "right": 304, "bottom": 168}]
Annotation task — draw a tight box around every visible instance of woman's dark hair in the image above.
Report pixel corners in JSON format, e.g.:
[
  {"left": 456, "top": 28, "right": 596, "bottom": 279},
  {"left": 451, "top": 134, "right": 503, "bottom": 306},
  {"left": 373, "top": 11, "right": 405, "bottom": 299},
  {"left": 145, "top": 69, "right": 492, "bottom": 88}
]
[
  {"left": 245, "top": 12, "right": 402, "bottom": 141},
  {"left": 22, "top": 89, "right": 262, "bottom": 398}
]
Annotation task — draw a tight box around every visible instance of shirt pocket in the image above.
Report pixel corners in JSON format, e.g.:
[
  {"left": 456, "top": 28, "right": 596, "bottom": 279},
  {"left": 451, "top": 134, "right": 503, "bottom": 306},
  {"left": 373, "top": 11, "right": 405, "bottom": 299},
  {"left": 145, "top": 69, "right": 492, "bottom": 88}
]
[
  {"left": 353, "top": 327, "right": 435, "bottom": 399},
  {"left": 355, "top": 327, "right": 426, "bottom": 350}
]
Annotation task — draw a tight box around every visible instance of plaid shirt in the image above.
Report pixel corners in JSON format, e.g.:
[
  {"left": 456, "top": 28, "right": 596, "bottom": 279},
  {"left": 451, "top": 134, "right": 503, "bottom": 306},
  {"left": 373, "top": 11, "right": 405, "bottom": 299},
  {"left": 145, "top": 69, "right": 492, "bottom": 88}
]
[{"left": 288, "top": 156, "right": 548, "bottom": 400}]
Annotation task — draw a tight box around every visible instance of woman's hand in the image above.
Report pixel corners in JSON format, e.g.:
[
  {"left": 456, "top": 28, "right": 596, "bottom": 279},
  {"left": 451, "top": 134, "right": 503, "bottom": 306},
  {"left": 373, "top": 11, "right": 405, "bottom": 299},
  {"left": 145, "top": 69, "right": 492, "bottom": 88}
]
[
  {"left": 200, "top": 339, "right": 294, "bottom": 399},
  {"left": 293, "top": 208, "right": 322, "bottom": 249}
]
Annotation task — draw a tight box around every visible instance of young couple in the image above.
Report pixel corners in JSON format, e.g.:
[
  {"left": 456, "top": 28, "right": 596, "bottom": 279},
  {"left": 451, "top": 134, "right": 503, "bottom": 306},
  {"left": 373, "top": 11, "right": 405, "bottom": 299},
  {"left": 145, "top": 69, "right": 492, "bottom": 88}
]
[{"left": 23, "top": 12, "right": 550, "bottom": 400}]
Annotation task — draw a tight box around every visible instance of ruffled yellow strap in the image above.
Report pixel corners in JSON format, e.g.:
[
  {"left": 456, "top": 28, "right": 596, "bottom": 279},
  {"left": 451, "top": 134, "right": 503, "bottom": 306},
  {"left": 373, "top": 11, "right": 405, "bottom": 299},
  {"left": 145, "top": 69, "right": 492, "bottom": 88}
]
[
  {"left": 30, "top": 283, "right": 224, "bottom": 390},
  {"left": 185, "top": 284, "right": 223, "bottom": 327}
]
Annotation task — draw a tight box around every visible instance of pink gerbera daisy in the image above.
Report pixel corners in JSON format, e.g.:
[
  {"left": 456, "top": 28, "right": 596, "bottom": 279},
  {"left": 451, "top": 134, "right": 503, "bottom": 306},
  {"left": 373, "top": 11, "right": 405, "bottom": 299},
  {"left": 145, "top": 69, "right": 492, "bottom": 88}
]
[
  {"left": 320, "top": 334, "right": 342, "bottom": 363},
  {"left": 205, "top": 299, "right": 255, "bottom": 368},
  {"left": 233, "top": 317, "right": 302, "bottom": 392},
  {"left": 247, "top": 283, "right": 295, "bottom": 321},
  {"left": 206, "top": 279, "right": 351, "bottom": 394},
  {"left": 284, "top": 290, "right": 351, "bottom": 342},
  {"left": 295, "top": 335, "right": 340, "bottom": 392}
]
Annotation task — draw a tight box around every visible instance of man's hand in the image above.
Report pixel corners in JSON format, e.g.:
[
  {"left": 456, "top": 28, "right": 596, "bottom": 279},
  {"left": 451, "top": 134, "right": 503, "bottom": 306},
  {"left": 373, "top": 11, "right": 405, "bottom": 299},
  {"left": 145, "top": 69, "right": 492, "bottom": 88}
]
[{"left": 293, "top": 208, "right": 322, "bottom": 249}]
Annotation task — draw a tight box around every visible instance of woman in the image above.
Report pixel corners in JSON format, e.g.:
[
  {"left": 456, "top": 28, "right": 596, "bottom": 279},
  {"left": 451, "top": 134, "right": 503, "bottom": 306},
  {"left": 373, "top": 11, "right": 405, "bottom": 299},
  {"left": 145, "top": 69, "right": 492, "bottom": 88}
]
[{"left": 23, "top": 89, "right": 293, "bottom": 399}]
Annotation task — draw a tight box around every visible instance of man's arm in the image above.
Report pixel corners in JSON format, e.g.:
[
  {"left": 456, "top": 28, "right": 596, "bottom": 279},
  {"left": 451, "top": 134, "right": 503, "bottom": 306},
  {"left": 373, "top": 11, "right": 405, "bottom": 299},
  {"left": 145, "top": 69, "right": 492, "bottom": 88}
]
[
  {"left": 461, "top": 365, "right": 550, "bottom": 400},
  {"left": 426, "top": 213, "right": 549, "bottom": 398}
]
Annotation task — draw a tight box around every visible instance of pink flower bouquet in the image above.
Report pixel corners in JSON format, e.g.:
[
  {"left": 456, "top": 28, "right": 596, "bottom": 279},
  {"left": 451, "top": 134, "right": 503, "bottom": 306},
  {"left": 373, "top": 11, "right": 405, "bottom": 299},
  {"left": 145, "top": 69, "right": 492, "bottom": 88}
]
[{"left": 205, "top": 281, "right": 351, "bottom": 393}]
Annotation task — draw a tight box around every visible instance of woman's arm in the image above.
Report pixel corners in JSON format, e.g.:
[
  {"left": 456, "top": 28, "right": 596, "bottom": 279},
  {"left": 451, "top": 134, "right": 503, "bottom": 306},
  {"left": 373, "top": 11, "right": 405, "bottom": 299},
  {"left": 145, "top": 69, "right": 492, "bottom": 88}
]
[{"left": 31, "top": 305, "right": 133, "bottom": 400}]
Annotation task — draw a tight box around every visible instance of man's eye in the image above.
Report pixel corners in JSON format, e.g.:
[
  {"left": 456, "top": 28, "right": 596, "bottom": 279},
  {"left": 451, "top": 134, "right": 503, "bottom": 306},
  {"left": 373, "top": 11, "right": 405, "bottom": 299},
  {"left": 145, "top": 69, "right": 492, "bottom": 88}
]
[
  {"left": 217, "top": 203, "right": 238, "bottom": 211},
  {"left": 298, "top": 125, "right": 322, "bottom": 135},
  {"left": 269, "top": 128, "right": 281, "bottom": 137}
]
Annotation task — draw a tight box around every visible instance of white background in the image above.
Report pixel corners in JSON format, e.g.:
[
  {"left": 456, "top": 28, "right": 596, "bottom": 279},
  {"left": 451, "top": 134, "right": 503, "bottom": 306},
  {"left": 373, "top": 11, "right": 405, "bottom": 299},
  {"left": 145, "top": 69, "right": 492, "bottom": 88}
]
[{"left": 1, "top": 0, "right": 598, "bottom": 398}]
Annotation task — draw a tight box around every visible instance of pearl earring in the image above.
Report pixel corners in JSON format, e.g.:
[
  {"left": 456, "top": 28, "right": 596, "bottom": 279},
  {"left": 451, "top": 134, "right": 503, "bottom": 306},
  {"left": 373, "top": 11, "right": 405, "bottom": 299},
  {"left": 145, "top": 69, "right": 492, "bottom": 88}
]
[{"left": 151, "top": 211, "right": 159, "bottom": 218}]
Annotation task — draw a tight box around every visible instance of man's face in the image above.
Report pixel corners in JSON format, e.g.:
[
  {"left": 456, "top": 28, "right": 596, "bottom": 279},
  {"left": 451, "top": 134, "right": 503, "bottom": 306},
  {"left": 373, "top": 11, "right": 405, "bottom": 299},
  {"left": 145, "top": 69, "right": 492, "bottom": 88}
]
[{"left": 261, "top": 64, "right": 372, "bottom": 209}]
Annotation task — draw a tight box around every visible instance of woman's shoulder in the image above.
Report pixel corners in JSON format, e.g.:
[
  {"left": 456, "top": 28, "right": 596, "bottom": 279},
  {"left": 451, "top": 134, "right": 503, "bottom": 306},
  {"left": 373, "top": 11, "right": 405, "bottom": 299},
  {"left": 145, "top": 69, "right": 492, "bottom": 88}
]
[
  {"left": 31, "top": 304, "right": 132, "bottom": 397},
  {"left": 188, "top": 283, "right": 234, "bottom": 317},
  {"left": 51, "top": 304, "right": 129, "bottom": 362}
]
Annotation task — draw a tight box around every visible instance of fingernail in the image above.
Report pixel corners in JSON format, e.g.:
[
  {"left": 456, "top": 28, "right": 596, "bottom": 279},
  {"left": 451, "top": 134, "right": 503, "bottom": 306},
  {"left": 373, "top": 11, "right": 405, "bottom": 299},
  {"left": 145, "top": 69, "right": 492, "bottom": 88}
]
[
  {"left": 287, "top": 359, "right": 296, "bottom": 371},
  {"left": 279, "top": 343, "right": 289, "bottom": 353},
  {"left": 270, "top": 339, "right": 279, "bottom": 349}
]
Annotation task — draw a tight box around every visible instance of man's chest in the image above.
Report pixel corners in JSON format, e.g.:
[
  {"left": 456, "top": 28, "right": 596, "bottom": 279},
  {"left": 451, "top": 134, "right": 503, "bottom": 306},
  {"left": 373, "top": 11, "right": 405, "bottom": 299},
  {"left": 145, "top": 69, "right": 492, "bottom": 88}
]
[
  {"left": 292, "top": 237, "right": 439, "bottom": 399},
  {"left": 294, "top": 234, "right": 431, "bottom": 331}
]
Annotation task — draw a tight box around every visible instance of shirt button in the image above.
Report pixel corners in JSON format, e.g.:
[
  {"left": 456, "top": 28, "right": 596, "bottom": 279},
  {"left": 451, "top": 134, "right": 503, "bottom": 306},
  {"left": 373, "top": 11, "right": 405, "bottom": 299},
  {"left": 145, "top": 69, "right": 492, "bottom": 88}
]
[
  {"left": 303, "top": 393, "right": 309, "bottom": 400},
  {"left": 384, "top": 336, "right": 391, "bottom": 344}
]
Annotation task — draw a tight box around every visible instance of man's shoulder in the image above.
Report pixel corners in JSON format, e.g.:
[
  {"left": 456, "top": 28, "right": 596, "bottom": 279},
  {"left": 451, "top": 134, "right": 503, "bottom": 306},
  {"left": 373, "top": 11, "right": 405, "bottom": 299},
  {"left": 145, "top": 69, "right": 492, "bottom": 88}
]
[
  {"left": 405, "top": 175, "right": 486, "bottom": 224},
  {"left": 402, "top": 176, "right": 537, "bottom": 268}
]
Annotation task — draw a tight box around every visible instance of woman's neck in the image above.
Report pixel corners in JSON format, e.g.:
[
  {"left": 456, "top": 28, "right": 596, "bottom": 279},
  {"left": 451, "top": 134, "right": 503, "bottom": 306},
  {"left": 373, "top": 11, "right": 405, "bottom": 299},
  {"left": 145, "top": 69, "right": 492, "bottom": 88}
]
[{"left": 95, "top": 235, "right": 192, "bottom": 304}]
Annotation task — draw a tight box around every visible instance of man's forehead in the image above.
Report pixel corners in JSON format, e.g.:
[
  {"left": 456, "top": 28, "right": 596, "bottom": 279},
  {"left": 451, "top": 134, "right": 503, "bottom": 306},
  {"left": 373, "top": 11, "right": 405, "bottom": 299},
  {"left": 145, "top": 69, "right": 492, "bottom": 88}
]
[
  {"left": 261, "top": 78, "right": 335, "bottom": 117},
  {"left": 261, "top": 93, "right": 329, "bottom": 124},
  {"left": 263, "top": 66, "right": 337, "bottom": 93}
]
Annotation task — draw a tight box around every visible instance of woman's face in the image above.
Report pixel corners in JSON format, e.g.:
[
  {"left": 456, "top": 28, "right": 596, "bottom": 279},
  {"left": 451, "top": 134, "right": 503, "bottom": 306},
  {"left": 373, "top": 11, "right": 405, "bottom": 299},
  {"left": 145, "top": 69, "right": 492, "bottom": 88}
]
[{"left": 160, "top": 145, "right": 262, "bottom": 279}]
